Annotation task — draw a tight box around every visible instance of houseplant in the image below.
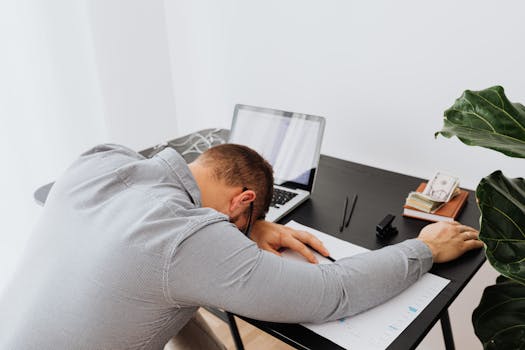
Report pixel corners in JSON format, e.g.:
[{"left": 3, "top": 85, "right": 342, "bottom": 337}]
[{"left": 435, "top": 85, "right": 525, "bottom": 349}]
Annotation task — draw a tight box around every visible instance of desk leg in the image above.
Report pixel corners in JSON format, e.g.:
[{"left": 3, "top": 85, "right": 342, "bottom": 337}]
[
  {"left": 440, "top": 310, "right": 455, "bottom": 350},
  {"left": 226, "top": 312, "right": 245, "bottom": 350}
]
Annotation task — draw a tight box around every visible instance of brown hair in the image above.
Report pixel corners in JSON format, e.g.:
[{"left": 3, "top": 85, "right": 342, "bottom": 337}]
[{"left": 197, "top": 144, "right": 274, "bottom": 222}]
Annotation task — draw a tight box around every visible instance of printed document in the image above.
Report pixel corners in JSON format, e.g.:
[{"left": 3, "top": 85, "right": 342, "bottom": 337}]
[{"left": 283, "top": 221, "right": 450, "bottom": 350}]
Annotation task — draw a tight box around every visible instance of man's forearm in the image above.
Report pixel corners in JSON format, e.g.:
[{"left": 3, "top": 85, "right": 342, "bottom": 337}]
[
  {"left": 314, "top": 239, "right": 433, "bottom": 321},
  {"left": 169, "top": 222, "right": 433, "bottom": 324}
]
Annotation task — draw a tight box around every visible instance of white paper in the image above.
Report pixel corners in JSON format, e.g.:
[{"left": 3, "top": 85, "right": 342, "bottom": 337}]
[
  {"left": 283, "top": 221, "right": 450, "bottom": 350},
  {"left": 282, "top": 220, "right": 368, "bottom": 263}
]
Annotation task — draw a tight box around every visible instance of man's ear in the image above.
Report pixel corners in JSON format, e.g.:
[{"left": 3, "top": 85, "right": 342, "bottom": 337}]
[{"left": 230, "top": 189, "right": 256, "bottom": 214}]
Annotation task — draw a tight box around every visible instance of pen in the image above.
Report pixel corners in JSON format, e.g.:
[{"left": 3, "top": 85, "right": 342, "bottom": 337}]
[
  {"left": 339, "top": 196, "right": 349, "bottom": 232},
  {"left": 324, "top": 255, "right": 336, "bottom": 263},
  {"left": 306, "top": 244, "right": 336, "bottom": 262},
  {"left": 339, "top": 193, "right": 358, "bottom": 232},
  {"left": 344, "top": 194, "right": 358, "bottom": 228}
]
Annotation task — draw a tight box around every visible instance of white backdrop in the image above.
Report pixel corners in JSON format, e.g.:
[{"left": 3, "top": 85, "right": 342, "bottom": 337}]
[
  {"left": 0, "top": 0, "right": 177, "bottom": 296},
  {"left": 166, "top": 0, "right": 524, "bottom": 190},
  {"left": 0, "top": 0, "right": 106, "bottom": 296}
]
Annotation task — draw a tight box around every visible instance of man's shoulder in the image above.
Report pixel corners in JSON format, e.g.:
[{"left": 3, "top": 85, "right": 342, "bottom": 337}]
[
  {"left": 80, "top": 143, "right": 140, "bottom": 159},
  {"left": 63, "top": 143, "right": 142, "bottom": 182}
]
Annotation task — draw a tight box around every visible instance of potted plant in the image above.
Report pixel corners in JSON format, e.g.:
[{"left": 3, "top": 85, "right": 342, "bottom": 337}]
[{"left": 436, "top": 85, "right": 525, "bottom": 349}]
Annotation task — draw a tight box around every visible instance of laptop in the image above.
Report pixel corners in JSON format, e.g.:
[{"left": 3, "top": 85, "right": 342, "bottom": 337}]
[{"left": 228, "top": 104, "right": 325, "bottom": 222}]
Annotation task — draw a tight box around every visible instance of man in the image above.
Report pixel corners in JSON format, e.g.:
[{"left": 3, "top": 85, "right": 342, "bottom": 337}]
[{"left": 0, "top": 143, "right": 483, "bottom": 349}]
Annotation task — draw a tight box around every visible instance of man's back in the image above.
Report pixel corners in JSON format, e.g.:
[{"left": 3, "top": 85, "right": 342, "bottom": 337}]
[{"left": 0, "top": 144, "right": 225, "bottom": 349}]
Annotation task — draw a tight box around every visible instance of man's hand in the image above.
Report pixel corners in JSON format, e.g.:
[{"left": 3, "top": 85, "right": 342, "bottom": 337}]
[
  {"left": 417, "top": 221, "right": 484, "bottom": 263},
  {"left": 250, "top": 220, "right": 330, "bottom": 263}
]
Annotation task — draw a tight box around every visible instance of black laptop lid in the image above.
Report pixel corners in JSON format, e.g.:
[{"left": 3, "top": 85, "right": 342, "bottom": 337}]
[{"left": 229, "top": 104, "right": 325, "bottom": 192}]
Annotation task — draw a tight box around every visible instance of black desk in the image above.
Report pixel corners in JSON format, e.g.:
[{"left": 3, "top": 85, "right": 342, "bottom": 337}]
[
  {"left": 232, "top": 155, "right": 485, "bottom": 350},
  {"left": 34, "top": 133, "right": 485, "bottom": 350}
]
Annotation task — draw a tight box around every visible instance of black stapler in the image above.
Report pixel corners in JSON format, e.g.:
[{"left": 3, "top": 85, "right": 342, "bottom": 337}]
[{"left": 376, "top": 214, "right": 398, "bottom": 239}]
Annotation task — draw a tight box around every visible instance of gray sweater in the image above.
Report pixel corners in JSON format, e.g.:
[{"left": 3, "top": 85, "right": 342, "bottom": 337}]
[{"left": 0, "top": 144, "right": 432, "bottom": 350}]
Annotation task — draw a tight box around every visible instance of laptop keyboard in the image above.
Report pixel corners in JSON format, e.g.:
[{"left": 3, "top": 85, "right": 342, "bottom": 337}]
[{"left": 270, "top": 188, "right": 298, "bottom": 208}]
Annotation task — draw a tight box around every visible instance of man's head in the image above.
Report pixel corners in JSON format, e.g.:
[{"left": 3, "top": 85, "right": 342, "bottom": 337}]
[{"left": 188, "top": 144, "right": 274, "bottom": 232}]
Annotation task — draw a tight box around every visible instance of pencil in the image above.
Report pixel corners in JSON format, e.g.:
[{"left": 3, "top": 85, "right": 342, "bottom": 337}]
[
  {"left": 307, "top": 244, "right": 336, "bottom": 262},
  {"left": 344, "top": 194, "right": 358, "bottom": 228}
]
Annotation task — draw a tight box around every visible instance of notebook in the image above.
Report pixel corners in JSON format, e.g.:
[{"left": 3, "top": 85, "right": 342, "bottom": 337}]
[{"left": 228, "top": 104, "right": 325, "bottom": 222}]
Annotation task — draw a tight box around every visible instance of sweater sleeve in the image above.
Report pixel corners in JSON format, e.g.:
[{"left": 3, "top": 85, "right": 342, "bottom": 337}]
[{"left": 167, "top": 222, "right": 433, "bottom": 323}]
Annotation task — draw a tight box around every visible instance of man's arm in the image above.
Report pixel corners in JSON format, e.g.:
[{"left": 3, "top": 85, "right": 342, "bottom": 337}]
[
  {"left": 166, "top": 221, "right": 480, "bottom": 324},
  {"left": 248, "top": 220, "right": 483, "bottom": 264}
]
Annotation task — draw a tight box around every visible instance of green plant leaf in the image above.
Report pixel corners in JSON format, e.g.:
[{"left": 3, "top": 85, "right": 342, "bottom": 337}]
[
  {"left": 436, "top": 86, "right": 525, "bottom": 158},
  {"left": 477, "top": 171, "right": 525, "bottom": 284},
  {"left": 472, "top": 275, "right": 525, "bottom": 350}
]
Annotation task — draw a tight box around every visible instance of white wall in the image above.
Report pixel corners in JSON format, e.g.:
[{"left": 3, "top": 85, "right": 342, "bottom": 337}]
[
  {"left": 166, "top": 0, "right": 523, "bottom": 190},
  {"left": 0, "top": 0, "right": 178, "bottom": 294},
  {"left": 88, "top": 0, "right": 178, "bottom": 150},
  {"left": 0, "top": 0, "right": 107, "bottom": 295},
  {"left": 165, "top": 1, "right": 524, "bottom": 349}
]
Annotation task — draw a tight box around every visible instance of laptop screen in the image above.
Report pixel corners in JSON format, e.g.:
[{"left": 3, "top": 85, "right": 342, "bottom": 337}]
[{"left": 229, "top": 104, "right": 325, "bottom": 191}]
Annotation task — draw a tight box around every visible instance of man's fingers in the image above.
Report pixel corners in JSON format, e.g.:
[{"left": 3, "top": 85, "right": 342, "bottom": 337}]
[
  {"left": 464, "top": 239, "right": 484, "bottom": 250},
  {"left": 282, "top": 235, "right": 318, "bottom": 264},
  {"left": 456, "top": 226, "right": 479, "bottom": 242},
  {"left": 456, "top": 224, "right": 478, "bottom": 233},
  {"left": 291, "top": 230, "right": 330, "bottom": 257},
  {"left": 461, "top": 230, "right": 479, "bottom": 241}
]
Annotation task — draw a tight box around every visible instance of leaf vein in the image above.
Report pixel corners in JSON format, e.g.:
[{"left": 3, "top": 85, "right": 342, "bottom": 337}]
[
  {"left": 445, "top": 119, "right": 525, "bottom": 145},
  {"left": 474, "top": 91, "right": 525, "bottom": 131},
  {"left": 449, "top": 108, "right": 496, "bottom": 131}
]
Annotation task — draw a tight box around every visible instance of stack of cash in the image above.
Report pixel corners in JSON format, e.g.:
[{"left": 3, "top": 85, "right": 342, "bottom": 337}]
[{"left": 405, "top": 172, "right": 460, "bottom": 213}]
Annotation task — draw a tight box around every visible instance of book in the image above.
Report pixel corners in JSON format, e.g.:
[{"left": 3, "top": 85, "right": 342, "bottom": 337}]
[{"left": 403, "top": 182, "right": 469, "bottom": 222}]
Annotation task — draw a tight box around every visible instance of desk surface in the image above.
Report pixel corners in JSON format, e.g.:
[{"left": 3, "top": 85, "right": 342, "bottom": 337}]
[{"left": 34, "top": 133, "right": 485, "bottom": 350}]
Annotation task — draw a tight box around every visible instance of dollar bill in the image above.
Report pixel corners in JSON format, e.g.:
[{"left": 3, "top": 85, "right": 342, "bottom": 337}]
[
  {"left": 405, "top": 192, "right": 445, "bottom": 213},
  {"left": 422, "top": 172, "right": 459, "bottom": 202}
]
